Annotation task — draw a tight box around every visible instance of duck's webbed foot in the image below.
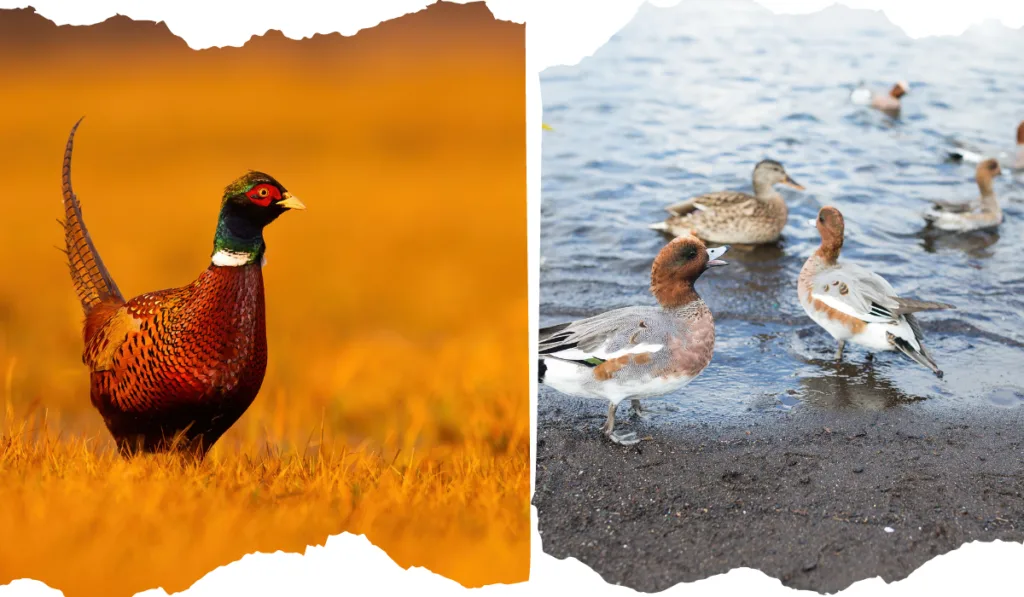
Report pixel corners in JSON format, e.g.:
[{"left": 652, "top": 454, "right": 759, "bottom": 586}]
[
  {"left": 602, "top": 402, "right": 640, "bottom": 446},
  {"left": 608, "top": 429, "right": 640, "bottom": 446}
]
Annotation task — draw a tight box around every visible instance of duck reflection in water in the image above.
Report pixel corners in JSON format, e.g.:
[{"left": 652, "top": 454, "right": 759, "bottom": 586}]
[{"left": 796, "top": 359, "right": 928, "bottom": 410}]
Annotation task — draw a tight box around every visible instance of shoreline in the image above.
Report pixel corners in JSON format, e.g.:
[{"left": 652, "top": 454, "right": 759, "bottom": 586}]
[{"left": 534, "top": 396, "right": 1024, "bottom": 593}]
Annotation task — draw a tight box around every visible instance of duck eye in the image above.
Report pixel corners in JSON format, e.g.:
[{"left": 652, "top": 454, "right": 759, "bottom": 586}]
[{"left": 819, "top": 215, "right": 825, "bottom": 223}]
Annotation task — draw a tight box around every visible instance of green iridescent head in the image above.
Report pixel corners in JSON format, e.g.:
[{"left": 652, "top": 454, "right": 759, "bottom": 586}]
[{"left": 212, "top": 171, "right": 305, "bottom": 266}]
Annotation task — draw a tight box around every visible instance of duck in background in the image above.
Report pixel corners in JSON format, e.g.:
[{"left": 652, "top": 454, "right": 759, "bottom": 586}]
[
  {"left": 850, "top": 80, "right": 909, "bottom": 118},
  {"left": 538, "top": 236, "right": 728, "bottom": 446},
  {"left": 649, "top": 159, "right": 804, "bottom": 245},
  {"left": 799, "top": 206, "right": 954, "bottom": 378},
  {"left": 924, "top": 158, "right": 1004, "bottom": 232},
  {"left": 945, "top": 120, "right": 1024, "bottom": 170}
]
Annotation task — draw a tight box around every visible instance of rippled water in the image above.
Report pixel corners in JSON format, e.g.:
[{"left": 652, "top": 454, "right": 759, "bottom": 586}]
[{"left": 540, "top": 0, "right": 1024, "bottom": 423}]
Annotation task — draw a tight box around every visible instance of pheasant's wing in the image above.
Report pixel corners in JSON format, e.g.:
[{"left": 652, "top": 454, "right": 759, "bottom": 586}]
[
  {"left": 84, "top": 306, "right": 145, "bottom": 375},
  {"left": 83, "top": 290, "right": 182, "bottom": 374},
  {"left": 539, "top": 306, "right": 672, "bottom": 364},
  {"left": 666, "top": 191, "right": 756, "bottom": 218}
]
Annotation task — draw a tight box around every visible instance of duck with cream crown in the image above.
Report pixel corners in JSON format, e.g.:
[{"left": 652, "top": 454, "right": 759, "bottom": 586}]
[
  {"left": 850, "top": 80, "right": 909, "bottom": 118},
  {"left": 538, "top": 236, "right": 728, "bottom": 446},
  {"left": 799, "top": 206, "right": 954, "bottom": 378}
]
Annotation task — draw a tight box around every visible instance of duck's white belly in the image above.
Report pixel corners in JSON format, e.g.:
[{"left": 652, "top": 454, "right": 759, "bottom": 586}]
[
  {"left": 799, "top": 290, "right": 903, "bottom": 352},
  {"left": 850, "top": 323, "right": 897, "bottom": 351},
  {"left": 541, "top": 357, "right": 696, "bottom": 406},
  {"left": 800, "top": 291, "right": 854, "bottom": 342},
  {"left": 805, "top": 305, "right": 854, "bottom": 342},
  {"left": 929, "top": 211, "right": 1001, "bottom": 233}
]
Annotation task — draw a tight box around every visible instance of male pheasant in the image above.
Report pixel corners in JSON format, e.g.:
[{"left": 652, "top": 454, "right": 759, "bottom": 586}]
[{"left": 61, "top": 118, "right": 305, "bottom": 458}]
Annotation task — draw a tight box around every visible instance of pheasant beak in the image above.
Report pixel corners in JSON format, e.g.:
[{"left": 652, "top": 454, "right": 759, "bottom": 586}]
[
  {"left": 278, "top": 192, "right": 306, "bottom": 211},
  {"left": 782, "top": 175, "right": 805, "bottom": 191}
]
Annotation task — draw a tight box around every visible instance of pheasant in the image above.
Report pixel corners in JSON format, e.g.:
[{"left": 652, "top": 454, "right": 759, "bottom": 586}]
[{"left": 61, "top": 118, "right": 305, "bottom": 458}]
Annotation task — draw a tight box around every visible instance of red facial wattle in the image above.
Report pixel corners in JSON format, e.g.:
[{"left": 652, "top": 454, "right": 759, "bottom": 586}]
[{"left": 246, "top": 184, "right": 282, "bottom": 207}]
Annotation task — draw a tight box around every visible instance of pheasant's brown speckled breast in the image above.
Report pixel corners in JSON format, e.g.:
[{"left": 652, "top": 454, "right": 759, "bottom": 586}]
[{"left": 84, "top": 264, "right": 268, "bottom": 454}]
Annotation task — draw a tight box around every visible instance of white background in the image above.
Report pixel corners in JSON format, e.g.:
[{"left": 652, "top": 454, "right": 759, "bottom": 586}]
[{"left": 1, "top": 1, "right": 1022, "bottom": 595}]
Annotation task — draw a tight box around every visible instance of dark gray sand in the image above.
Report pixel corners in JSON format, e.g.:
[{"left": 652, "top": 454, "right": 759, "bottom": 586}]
[{"left": 534, "top": 398, "right": 1024, "bottom": 593}]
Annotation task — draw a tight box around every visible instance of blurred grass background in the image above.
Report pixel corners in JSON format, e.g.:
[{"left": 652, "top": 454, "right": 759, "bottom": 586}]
[{"left": 0, "top": 3, "right": 527, "bottom": 595}]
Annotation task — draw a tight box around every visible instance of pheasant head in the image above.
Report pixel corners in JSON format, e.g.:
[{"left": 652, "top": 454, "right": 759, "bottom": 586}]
[{"left": 212, "top": 171, "right": 305, "bottom": 266}]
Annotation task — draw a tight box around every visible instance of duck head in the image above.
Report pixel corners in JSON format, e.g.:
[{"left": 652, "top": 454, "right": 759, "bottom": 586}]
[
  {"left": 754, "top": 159, "right": 805, "bottom": 192},
  {"left": 889, "top": 81, "right": 909, "bottom": 99},
  {"left": 814, "top": 206, "right": 845, "bottom": 264},
  {"left": 650, "top": 235, "right": 729, "bottom": 308},
  {"left": 212, "top": 171, "right": 305, "bottom": 266},
  {"left": 976, "top": 158, "right": 1003, "bottom": 197}
]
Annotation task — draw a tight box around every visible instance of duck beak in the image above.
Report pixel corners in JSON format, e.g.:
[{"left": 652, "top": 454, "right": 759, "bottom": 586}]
[
  {"left": 706, "top": 245, "right": 729, "bottom": 268},
  {"left": 542, "top": 123, "right": 555, "bottom": 131},
  {"left": 278, "top": 192, "right": 306, "bottom": 211},
  {"left": 782, "top": 175, "right": 805, "bottom": 191}
]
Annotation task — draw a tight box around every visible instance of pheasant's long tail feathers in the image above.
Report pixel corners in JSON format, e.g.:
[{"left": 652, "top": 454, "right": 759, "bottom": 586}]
[{"left": 62, "top": 117, "right": 124, "bottom": 313}]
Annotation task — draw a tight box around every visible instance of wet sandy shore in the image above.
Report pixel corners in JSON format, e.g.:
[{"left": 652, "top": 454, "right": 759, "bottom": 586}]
[{"left": 534, "top": 396, "right": 1024, "bottom": 593}]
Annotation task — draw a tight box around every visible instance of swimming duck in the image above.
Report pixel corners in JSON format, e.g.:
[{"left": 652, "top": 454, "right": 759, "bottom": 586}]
[
  {"left": 924, "top": 158, "right": 1003, "bottom": 232},
  {"left": 946, "top": 120, "right": 1024, "bottom": 170},
  {"left": 648, "top": 159, "right": 804, "bottom": 244},
  {"left": 799, "top": 206, "right": 953, "bottom": 378},
  {"left": 538, "top": 236, "right": 728, "bottom": 446},
  {"left": 850, "top": 80, "right": 908, "bottom": 117}
]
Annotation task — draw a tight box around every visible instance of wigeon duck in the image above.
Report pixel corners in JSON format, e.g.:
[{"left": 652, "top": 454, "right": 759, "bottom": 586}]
[
  {"left": 538, "top": 236, "right": 728, "bottom": 445},
  {"left": 799, "top": 206, "right": 954, "bottom": 378},
  {"left": 946, "top": 120, "right": 1024, "bottom": 170},
  {"left": 924, "top": 158, "right": 1003, "bottom": 232},
  {"left": 850, "top": 80, "right": 909, "bottom": 117},
  {"left": 648, "top": 159, "right": 804, "bottom": 244}
]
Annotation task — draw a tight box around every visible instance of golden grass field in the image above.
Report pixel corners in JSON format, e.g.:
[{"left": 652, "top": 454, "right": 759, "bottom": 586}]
[{"left": 0, "top": 4, "right": 527, "bottom": 596}]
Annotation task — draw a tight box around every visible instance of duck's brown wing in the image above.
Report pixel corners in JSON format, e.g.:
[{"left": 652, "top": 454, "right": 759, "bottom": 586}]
[{"left": 665, "top": 191, "right": 757, "bottom": 217}]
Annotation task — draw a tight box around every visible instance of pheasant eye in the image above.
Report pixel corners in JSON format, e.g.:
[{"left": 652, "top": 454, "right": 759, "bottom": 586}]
[{"left": 246, "top": 184, "right": 278, "bottom": 207}]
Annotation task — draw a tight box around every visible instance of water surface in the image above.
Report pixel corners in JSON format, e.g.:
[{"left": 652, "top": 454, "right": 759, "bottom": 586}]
[{"left": 540, "top": 0, "right": 1024, "bottom": 423}]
